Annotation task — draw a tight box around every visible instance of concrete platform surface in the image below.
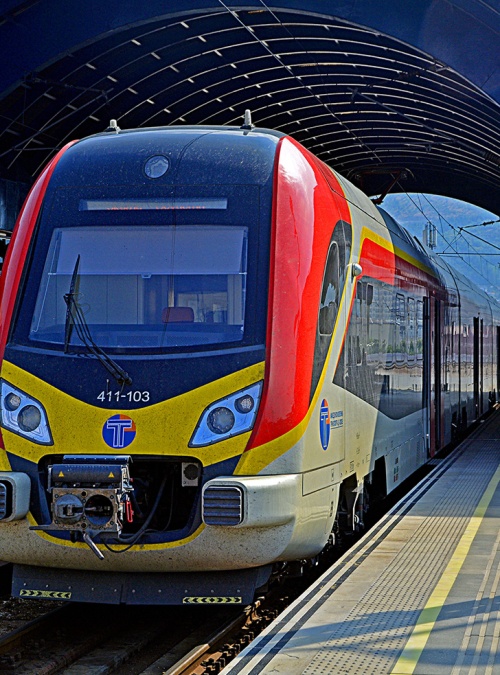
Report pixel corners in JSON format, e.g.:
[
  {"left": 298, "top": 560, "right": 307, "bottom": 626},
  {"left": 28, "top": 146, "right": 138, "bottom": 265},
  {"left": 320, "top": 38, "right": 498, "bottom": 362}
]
[{"left": 223, "top": 413, "right": 500, "bottom": 674}]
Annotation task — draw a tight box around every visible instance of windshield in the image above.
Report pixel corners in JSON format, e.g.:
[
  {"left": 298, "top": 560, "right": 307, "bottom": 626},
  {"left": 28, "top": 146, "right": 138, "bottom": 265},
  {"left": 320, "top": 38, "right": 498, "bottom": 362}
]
[{"left": 30, "top": 224, "right": 248, "bottom": 349}]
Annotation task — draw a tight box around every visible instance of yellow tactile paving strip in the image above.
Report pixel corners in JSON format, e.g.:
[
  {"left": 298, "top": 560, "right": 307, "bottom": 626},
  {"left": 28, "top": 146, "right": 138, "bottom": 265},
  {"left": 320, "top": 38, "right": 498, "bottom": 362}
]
[
  {"left": 223, "top": 413, "right": 500, "bottom": 675},
  {"left": 391, "top": 462, "right": 500, "bottom": 674}
]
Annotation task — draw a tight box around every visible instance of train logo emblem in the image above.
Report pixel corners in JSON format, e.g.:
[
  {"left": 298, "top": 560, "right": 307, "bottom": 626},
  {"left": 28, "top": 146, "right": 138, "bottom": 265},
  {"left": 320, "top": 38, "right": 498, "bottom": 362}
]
[
  {"left": 319, "top": 399, "right": 330, "bottom": 450},
  {"left": 102, "top": 414, "right": 136, "bottom": 448}
]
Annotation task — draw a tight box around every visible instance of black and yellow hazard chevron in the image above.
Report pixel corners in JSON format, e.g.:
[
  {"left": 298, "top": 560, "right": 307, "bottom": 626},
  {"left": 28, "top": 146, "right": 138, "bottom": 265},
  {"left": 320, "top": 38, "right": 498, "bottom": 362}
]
[
  {"left": 183, "top": 596, "right": 242, "bottom": 604},
  {"left": 19, "top": 589, "right": 72, "bottom": 599}
]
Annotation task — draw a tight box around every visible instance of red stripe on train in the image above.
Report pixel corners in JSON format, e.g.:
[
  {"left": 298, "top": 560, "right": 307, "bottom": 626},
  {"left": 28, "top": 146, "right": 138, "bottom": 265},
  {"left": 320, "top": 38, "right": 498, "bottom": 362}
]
[
  {"left": 0, "top": 142, "right": 77, "bottom": 363},
  {"left": 248, "top": 137, "right": 351, "bottom": 450}
]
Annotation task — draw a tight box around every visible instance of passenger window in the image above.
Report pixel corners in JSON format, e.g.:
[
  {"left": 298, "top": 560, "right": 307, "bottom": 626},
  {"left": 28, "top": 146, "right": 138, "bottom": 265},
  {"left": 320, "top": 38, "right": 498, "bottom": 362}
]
[
  {"left": 408, "top": 297, "right": 416, "bottom": 362},
  {"left": 319, "top": 242, "right": 340, "bottom": 336}
]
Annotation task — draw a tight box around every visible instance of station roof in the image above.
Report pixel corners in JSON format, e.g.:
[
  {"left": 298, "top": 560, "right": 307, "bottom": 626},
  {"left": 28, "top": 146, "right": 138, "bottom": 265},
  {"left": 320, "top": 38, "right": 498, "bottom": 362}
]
[{"left": 0, "top": 0, "right": 499, "bottom": 215}]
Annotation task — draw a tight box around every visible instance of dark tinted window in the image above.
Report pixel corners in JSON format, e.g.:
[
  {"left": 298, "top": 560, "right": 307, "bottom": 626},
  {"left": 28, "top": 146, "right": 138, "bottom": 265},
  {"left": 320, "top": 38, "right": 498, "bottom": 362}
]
[{"left": 319, "top": 242, "right": 340, "bottom": 336}]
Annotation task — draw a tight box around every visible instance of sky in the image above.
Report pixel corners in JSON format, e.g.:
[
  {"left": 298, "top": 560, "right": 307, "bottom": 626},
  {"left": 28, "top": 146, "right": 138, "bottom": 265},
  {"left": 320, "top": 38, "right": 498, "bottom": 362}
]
[{"left": 381, "top": 193, "right": 500, "bottom": 300}]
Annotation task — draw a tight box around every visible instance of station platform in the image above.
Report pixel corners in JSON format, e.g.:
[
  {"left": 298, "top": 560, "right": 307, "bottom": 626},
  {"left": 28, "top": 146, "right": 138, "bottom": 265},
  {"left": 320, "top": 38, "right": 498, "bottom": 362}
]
[{"left": 224, "top": 412, "right": 500, "bottom": 674}]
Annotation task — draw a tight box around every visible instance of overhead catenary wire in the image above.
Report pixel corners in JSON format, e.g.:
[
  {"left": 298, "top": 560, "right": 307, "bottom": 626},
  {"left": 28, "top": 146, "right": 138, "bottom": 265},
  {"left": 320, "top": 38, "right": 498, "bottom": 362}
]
[
  {"left": 420, "top": 192, "right": 500, "bottom": 279},
  {"left": 460, "top": 218, "right": 500, "bottom": 229},
  {"left": 457, "top": 225, "right": 500, "bottom": 252},
  {"left": 399, "top": 189, "right": 500, "bottom": 289}
]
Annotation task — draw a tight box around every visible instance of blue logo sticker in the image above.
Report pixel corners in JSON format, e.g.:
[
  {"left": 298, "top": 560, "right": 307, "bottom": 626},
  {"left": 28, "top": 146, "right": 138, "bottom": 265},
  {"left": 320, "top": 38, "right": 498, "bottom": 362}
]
[
  {"left": 102, "top": 414, "right": 136, "bottom": 449},
  {"left": 319, "top": 399, "right": 330, "bottom": 450}
]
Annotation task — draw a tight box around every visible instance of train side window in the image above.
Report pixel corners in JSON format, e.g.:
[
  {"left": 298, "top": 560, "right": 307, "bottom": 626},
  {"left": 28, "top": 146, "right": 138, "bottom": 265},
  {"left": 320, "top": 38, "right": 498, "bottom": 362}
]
[
  {"left": 408, "top": 297, "right": 416, "bottom": 362},
  {"left": 319, "top": 242, "right": 340, "bottom": 336},
  {"left": 395, "top": 293, "right": 406, "bottom": 364},
  {"left": 416, "top": 300, "right": 423, "bottom": 361},
  {"left": 395, "top": 293, "right": 405, "bottom": 325},
  {"left": 0, "top": 232, "right": 11, "bottom": 274},
  {"left": 366, "top": 283, "right": 373, "bottom": 305}
]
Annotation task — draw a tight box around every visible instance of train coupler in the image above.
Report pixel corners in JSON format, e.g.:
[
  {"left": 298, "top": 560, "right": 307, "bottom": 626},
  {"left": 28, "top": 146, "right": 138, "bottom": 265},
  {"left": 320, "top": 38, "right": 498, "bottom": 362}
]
[{"left": 30, "top": 455, "right": 135, "bottom": 558}]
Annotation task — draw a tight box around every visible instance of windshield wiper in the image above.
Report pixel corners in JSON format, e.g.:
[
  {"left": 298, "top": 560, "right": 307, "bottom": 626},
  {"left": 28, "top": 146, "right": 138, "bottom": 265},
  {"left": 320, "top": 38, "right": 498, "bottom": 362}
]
[
  {"left": 63, "top": 256, "right": 133, "bottom": 387},
  {"left": 63, "top": 254, "right": 80, "bottom": 353}
]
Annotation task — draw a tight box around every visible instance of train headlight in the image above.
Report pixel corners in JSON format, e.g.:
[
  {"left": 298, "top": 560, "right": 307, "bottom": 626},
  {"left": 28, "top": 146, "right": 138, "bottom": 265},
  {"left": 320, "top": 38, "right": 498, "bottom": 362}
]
[
  {"left": 0, "top": 381, "right": 53, "bottom": 445},
  {"left": 235, "top": 394, "right": 255, "bottom": 414},
  {"left": 4, "top": 393, "right": 21, "bottom": 411},
  {"left": 207, "top": 407, "right": 235, "bottom": 435},
  {"left": 189, "top": 381, "right": 263, "bottom": 447},
  {"left": 18, "top": 405, "right": 42, "bottom": 432}
]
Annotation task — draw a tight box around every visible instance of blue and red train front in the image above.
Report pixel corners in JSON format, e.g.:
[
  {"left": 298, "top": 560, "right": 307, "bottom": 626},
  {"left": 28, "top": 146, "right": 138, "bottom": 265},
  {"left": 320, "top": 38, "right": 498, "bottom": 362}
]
[{"left": 0, "top": 126, "right": 350, "bottom": 604}]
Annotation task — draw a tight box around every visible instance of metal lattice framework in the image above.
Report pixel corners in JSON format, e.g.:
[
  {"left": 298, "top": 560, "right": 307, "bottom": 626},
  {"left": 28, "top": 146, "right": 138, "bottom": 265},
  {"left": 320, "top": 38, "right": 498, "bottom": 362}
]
[{"left": 0, "top": 1, "right": 499, "bottom": 214}]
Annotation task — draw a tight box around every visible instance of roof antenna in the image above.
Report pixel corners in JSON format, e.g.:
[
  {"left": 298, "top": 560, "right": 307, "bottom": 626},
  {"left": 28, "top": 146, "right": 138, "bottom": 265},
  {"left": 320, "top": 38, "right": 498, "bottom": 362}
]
[
  {"left": 104, "top": 119, "right": 120, "bottom": 133},
  {"left": 240, "top": 109, "right": 254, "bottom": 131}
]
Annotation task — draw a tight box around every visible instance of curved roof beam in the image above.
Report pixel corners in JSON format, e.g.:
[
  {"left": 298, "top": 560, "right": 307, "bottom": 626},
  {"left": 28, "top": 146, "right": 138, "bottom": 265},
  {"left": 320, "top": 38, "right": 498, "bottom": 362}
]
[{"left": 0, "top": 1, "right": 498, "bottom": 214}]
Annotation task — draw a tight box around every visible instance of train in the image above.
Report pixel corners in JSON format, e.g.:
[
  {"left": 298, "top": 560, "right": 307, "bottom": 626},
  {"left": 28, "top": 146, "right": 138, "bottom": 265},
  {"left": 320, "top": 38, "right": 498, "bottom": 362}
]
[{"left": 0, "top": 120, "right": 498, "bottom": 605}]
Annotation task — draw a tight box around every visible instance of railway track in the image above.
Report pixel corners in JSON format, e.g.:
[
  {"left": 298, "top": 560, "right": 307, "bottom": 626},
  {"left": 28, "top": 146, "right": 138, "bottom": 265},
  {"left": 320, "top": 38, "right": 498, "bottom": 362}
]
[
  {"left": 0, "top": 598, "right": 255, "bottom": 674},
  {"left": 138, "top": 595, "right": 288, "bottom": 675},
  {"left": 0, "top": 577, "right": 301, "bottom": 674}
]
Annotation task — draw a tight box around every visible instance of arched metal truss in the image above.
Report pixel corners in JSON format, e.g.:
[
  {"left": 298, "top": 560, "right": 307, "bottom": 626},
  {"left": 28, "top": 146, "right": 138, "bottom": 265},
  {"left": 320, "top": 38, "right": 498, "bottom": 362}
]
[{"left": 0, "top": 1, "right": 499, "bottom": 214}]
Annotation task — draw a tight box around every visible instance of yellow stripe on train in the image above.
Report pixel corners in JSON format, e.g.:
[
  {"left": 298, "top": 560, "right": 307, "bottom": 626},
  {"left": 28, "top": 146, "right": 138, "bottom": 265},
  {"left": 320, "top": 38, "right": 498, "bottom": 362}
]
[{"left": 0, "top": 359, "right": 265, "bottom": 469}]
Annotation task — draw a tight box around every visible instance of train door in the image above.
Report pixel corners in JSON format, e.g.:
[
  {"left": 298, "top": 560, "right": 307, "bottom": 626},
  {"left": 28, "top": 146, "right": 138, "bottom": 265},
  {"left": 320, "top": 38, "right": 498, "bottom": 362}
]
[
  {"left": 480, "top": 318, "right": 484, "bottom": 414},
  {"left": 424, "top": 296, "right": 442, "bottom": 457},
  {"left": 473, "top": 317, "right": 483, "bottom": 418}
]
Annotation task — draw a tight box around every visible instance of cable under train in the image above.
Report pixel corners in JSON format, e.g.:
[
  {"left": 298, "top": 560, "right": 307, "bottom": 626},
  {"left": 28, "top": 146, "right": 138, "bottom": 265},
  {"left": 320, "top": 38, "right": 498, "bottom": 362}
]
[{"left": 0, "top": 121, "right": 498, "bottom": 605}]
